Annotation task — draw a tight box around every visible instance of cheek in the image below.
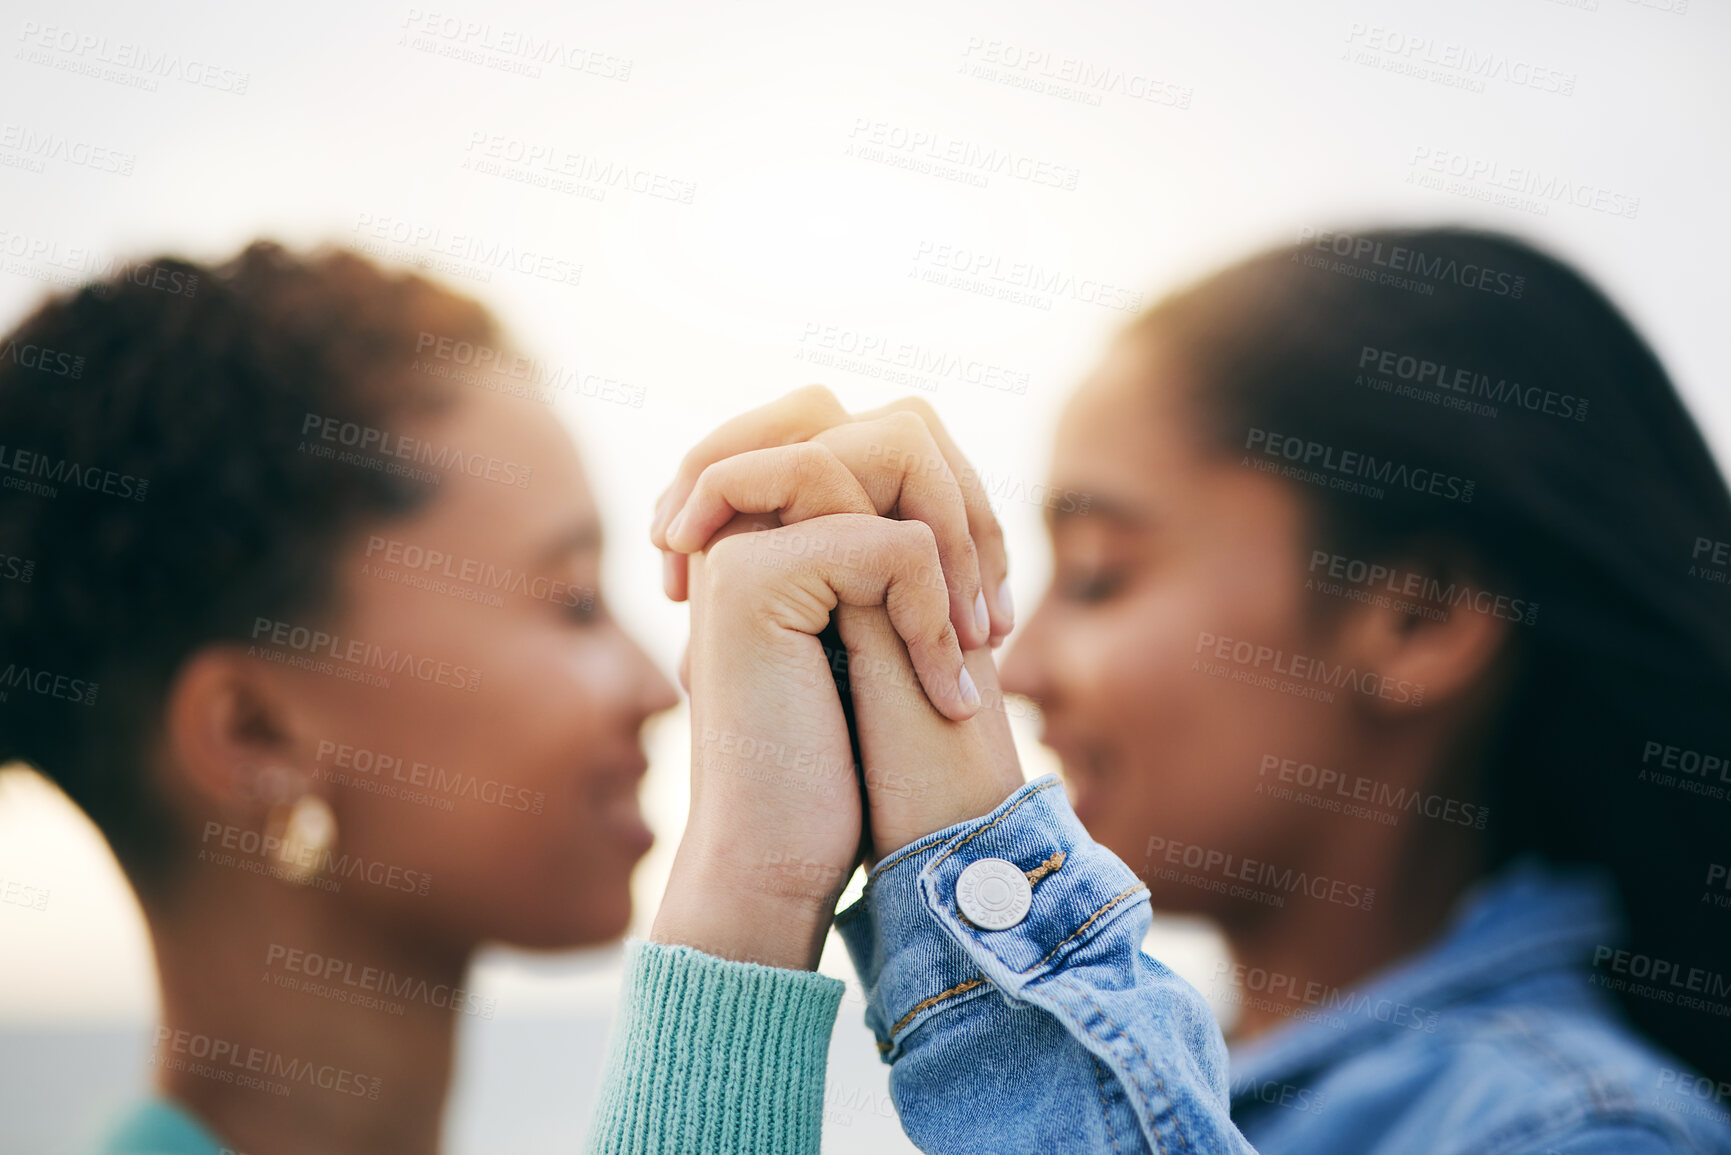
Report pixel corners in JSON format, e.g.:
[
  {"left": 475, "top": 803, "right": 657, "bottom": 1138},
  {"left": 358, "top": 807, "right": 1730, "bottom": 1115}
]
[
  {"left": 325, "top": 661, "right": 627, "bottom": 949},
  {"left": 293, "top": 579, "right": 638, "bottom": 944},
  {"left": 559, "top": 636, "right": 640, "bottom": 705},
  {"left": 1102, "top": 573, "right": 1301, "bottom": 743},
  {"left": 1076, "top": 572, "right": 1321, "bottom": 859},
  {"left": 300, "top": 625, "right": 606, "bottom": 881},
  {"left": 440, "top": 624, "right": 622, "bottom": 791}
]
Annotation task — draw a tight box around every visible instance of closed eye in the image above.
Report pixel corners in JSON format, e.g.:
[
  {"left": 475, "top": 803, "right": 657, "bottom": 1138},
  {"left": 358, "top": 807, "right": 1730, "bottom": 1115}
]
[{"left": 1058, "top": 569, "right": 1124, "bottom": 603}]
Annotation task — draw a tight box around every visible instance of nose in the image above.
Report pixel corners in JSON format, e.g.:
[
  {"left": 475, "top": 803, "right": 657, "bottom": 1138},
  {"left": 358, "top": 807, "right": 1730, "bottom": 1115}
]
[
  {"left": 997, "top": 591, "right": 1049, "bottom": 705},
  {"left": 622, "top": 628, "right": 680, "bottom": 719}
]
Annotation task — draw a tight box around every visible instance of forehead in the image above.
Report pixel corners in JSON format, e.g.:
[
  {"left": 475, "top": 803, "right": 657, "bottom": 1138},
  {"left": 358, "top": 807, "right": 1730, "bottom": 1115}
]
[
  {"left": 398, "top": 387, "right": 596, "bottom": 550},
  {"left": 1047, "top": 334, "right": 1304, "bottom": 550},
  {"left": 1051, "top": 338, "right": 1198, "bottom": 502}
]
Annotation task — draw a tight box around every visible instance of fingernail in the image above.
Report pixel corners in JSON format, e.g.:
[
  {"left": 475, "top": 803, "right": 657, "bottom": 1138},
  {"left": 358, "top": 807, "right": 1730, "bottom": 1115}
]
[
  {"left": 651, "top": 492, "right": 673, "bottom": 540},
  {"left": 958, "top": 666, "right": 980, "bottom": 709},
  {"left": 664, "top": 506, "right": 688, "bottom": 547},
  {"left": 973, "top": 590, "right": 989, "bottom": 637},
  {"left": 997, "top": 579, "right": 1015, "bottom": 629},
  {"left": 662, "top": 551, "right": 677, "bottom": 594}
]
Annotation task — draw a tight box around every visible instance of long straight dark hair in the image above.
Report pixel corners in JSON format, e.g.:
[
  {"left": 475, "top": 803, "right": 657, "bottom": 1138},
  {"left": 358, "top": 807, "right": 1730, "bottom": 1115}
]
[{"left": 1136, "top": 227, "right": 1731, "bottom": 1084}]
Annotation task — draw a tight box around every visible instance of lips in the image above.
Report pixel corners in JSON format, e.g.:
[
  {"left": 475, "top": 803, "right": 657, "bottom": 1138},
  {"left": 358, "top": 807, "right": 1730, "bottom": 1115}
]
[
  {"left": 615, "top": 753, "right": 650, "bottom": 782},
  {"left": 589, "top": 751, "right": 654, "bottom": 856},
  {"left": 596, "top": 787, "right": 654, "bottom": 856},
  {"left": 1041, "top": 729, "right": 1105, "bottom": 826}
]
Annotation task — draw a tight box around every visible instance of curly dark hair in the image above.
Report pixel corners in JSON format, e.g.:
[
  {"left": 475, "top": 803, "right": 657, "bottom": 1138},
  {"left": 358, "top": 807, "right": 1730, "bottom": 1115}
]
[{"left": 0, "top": 241, "right": 497, "bottom": 887}]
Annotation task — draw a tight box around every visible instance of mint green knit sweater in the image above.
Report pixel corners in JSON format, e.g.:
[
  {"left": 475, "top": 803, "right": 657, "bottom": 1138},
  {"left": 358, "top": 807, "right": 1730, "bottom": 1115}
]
[
  {"left": 583, "top": 939, "right": 848, "bottom": 1155},
  {"left": 98, "top": 940, "right": 845, "bottom": 1154}
]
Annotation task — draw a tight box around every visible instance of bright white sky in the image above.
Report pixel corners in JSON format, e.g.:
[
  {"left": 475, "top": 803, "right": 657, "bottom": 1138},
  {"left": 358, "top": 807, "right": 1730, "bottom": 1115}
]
[{"left": 2, "top": 0, "right": 1727, "bottom": 1037}]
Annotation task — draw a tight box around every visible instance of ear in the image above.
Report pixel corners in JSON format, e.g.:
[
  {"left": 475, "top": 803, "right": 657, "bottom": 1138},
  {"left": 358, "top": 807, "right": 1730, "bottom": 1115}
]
[
  {"left": 1332, "top": 557, "right": 1517, "bottom": 716},
  {"left": 160, "top": 646, "right": 311, "bottom": 814}
]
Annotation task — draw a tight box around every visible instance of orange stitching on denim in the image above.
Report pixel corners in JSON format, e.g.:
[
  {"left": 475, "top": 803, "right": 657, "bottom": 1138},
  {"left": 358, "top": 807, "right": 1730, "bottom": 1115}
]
[
  {"left": 1074, "top": 985, "right": 1191, "bottom": 1155},
  {"left": 887, "top": 977, "right": 987, "bottom": 1038},
  {"left": 1025, "top": 850, "right": 1066, "bottom": 885},
  {"left": 848, "top": 829, "right": 953, "bottom": 912},
  {"left": 928, "top": 778, "right": 1063, "bottom": 874},
  {"left": 871, "top": 838, "right": 939, "bottom": 881},
  {"left": 1031, "top": 885, "right": 1146, "bottom": 971},
  {"left": 1093, "top": 1054, "right": 1125, "bottom": 1155},
  {"left": 873, "top": 806, "right": 990, "bottom": 879}
]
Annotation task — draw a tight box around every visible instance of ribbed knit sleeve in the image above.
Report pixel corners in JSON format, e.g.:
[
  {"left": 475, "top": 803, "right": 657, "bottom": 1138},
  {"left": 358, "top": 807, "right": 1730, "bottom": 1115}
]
[{"left": 583, "top": 939, "right": 846, "bottom": 1155}]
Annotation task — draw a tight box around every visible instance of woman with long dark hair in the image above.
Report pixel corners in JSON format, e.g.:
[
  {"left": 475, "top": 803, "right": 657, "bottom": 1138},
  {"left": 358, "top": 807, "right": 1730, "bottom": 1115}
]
[{"left": 1002, "top": 226, "right": 1731, "bottom": 1148}]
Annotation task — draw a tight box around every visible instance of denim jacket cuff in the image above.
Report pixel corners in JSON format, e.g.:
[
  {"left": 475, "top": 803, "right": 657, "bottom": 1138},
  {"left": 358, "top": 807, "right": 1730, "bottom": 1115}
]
[{"left": 835, "top": 773, "right": 1150, "bottom": 1061}]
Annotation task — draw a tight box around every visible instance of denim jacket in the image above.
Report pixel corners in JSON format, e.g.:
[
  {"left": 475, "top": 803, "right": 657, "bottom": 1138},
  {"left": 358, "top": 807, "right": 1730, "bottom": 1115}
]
[
  {"left": 1226, "top": 858, "right": 1731, "bottom": 1155},
  {"left": 837, "top": 774, "right": 1255, "bottom": 1153},
  {"left": 838, "top": 774, "right": 1731, "bottom": 1154}
]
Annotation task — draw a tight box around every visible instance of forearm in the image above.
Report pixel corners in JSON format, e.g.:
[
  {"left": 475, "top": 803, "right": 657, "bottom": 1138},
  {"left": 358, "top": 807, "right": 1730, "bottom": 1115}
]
[{"left": 650, "top": 832, "right": 839, "bottom": 971}]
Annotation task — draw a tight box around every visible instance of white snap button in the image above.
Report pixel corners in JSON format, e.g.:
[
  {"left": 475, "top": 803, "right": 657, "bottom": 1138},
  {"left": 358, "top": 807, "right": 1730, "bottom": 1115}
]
[{"left": 956, "top": 857, "right": 1032, "bottom": 930}]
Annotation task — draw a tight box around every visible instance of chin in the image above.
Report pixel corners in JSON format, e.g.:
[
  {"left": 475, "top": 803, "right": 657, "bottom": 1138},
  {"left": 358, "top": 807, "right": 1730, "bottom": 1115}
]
[
  {"left": 498, "top": 883, "right": 634, "bottom": 951},
  {"left": 569, "top": 879, "right": 635, "bottom": 946},
  {"left": 583, "top": 892, "right": 634, "bottom": 945}
]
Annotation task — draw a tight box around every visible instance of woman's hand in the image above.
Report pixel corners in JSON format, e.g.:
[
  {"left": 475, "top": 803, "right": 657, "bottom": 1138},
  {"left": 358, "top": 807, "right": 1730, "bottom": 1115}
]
[
  {"left": 654, "top": 389, "right": 1026, "bottom": 869},
  {"left": 839, "top": 601, "right": 1026, "bottom": 863},
  {"left": 651, "top": 388, "right": 1015, "bottom": 649},
  {"left": 650, "top": 511, "right": 980, "bottom": 971}
]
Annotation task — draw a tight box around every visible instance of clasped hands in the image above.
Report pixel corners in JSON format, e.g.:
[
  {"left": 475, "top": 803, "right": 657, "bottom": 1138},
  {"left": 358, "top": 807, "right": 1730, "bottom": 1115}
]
[{"left": 646, "top": 389, "right": 1025, "bottom": 971}]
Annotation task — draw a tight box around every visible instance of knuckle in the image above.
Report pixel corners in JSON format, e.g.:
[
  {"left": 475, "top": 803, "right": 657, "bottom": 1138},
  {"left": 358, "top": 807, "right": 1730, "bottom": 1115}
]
[
  {"left": 895, "top": 516, "right": 941, "bottom": 558},
  {"left": 960, "top": 488, "right": 1006, "bottom": 542},
  {"left": 791, "top": 384, "right": 845, "bottom": 421},
  {"left": 702, "top": 530, "right": 751, "bottom": 574},
  {"left": 924, "top": 618, "right": 961, "bottom": 656},
  {"left": 897, "top": 609, "right": 953, "bottom": 656},
  {"left": 891, "top": 396, "right": 941, "bottom": 426},
  {"left": 975, "top": 510, "right": 1007, "bottom": 549},
  {"left": 952, "top": 533, "right": 983, "bottom": 580},
  {"left": 689, "top": 459, "right": 726, "bottom": 500},
  {"left": 882, "top": 409, "right": 927, "bottom": 440},
  {"left": 675, "top": 446, "right": 707, "bottom": 485},
  {"left": 881, "top": 413, "right": 947, "bottom": 480},
  {"left": 701, "top": 532, "right": 786, "bottom": 615},
  {"left": 788, "top": 440, "right": 838, "bottom": 482}
]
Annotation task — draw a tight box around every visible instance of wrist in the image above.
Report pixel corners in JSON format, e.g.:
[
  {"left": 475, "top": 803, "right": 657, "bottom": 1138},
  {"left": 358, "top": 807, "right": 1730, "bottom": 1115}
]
[
  {"left": 653, "top": 854, "right": 839, "bottom": 970},
  {"left": 869, "top": 774, "right": 1022, "bottom": 864}
]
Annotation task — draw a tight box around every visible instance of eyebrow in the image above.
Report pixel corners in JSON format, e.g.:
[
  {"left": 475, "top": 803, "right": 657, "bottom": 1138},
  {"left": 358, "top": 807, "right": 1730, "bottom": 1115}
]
[{"left": 1045, "top": 493, "right": 1150, "bottom": 530}]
